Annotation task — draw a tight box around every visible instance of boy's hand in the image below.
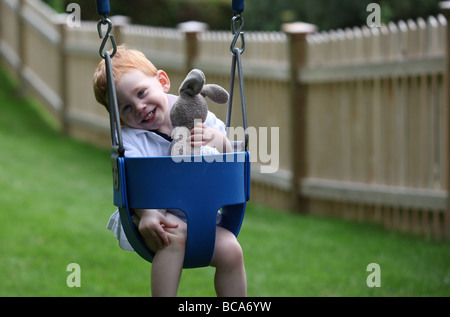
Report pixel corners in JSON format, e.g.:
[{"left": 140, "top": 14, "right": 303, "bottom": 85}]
[
  {"left": 190, "top": 123, "right": 232, "bottom": 153},
  {"left": 135, "top": 209, "right": 178, "bottom": 249}
]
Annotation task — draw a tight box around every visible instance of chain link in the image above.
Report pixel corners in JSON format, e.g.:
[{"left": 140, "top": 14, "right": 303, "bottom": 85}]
[
  {"left": 230, "top": 15, "right": 245, "bottom": 55},
  {"left": 97, "top": 17, "right": 117, "bottom": 59}
]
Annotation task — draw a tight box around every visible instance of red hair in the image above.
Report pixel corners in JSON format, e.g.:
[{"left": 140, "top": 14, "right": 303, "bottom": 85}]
[{"left": 93, "top": 45, "right": 158, "bottom": 110}]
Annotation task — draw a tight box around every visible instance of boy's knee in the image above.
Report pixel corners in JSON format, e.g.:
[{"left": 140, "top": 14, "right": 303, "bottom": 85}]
[
  {"left": 212, "top": 229, "right": 244, "bottom": 267},
  {"left": 166, "top": 219, "right": 187, "bottom": 251},
  {"left": 227, "top": 238, "right": 244, "bottom": 264},
  {"left": 223, "top": 240, "right": 244, "bottom": 268},
  {"left": 169, "top": 231, "right": 186, "bottom": 251}
]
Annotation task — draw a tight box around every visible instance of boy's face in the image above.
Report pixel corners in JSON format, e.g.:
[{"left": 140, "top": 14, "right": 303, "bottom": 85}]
[{"left": 116, "top": 70, "right": 171, "bottom": 132}]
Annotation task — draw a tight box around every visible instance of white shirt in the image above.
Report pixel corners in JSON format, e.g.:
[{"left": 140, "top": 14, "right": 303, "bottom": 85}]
[{"left": 107, "top": 94, "right": 227, "bottom": 251}]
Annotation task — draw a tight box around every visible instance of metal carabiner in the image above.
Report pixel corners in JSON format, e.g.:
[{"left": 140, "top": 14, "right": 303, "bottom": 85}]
[
  {"left": 230, "top": 15, "right": 245, "bottom": 55},
  {"left": 97, "top": 17, "right": 117, "bottom": 59}
]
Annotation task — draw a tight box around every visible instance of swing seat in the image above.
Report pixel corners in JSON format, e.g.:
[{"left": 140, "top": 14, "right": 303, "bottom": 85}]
[
  {"left": 96, "top": 0, "right": 250, "bottom": 270},
  {"left": 113, "top": 151, "right": 251, "bottom": 268}
]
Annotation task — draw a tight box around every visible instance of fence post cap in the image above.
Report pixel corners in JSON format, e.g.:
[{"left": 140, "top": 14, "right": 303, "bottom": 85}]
[
  {"left": 110, "top": 15, "right": 131, "bottom": 27},
  {"left": 282, "top": 22, "right": 317, "bottom": 35},
  {"left": 178, "top": 21, "right": 208, "bottom": 33},
  {"left": 439, "top": 1, "right": 450, "bottom": 10},
  {"left": 53, "top": 13, "right": 68, "bottom": 25}
]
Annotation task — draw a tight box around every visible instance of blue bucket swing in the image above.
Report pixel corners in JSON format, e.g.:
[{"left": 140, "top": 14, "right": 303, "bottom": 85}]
[{"left": 96, "top": 0, "right": 250, "bottom": 268}]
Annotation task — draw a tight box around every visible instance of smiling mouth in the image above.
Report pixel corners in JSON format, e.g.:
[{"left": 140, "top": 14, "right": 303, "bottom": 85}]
[{"left": 142, "top": 108, "right": 156, "bottom": 123}]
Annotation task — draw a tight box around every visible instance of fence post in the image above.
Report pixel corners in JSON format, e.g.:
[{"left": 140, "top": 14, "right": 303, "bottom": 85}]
[
  {"left": 282, "top": 22, "right": 317, "bottom": 213},
  {"left": 439, "top": 1, "right": 450, "bottom": 240},
  {"left": 111, "top": 15, "right": 131, "bottom": 47},
  {"left": 178, "top": 21, "right": 208, "bottom": 73},
  {"left": 55, "top": 16, "right": 68, "bottom": 134},
  {"left": 17, "top": 0, "right": 27, "bottom": 95},
  {"left": 0, "top": 0, "right": 2, "bottom": 54}
]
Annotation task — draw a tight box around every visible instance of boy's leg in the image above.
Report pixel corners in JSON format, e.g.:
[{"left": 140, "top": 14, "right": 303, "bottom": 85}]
[
  {"left": 142, "top": 214, "right": 187, "bottom": 297},
  {"left": 210, "top": 226, "right": 247, "bottom": 297}
]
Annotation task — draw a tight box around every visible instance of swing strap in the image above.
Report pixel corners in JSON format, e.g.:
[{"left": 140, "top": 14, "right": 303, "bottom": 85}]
[
  {"left": 96, "top": 0, "right": 123, "bottom": 190},
  {"left": 227, "top": 1, "right": 248, "bottom": 151},
  {"left": 96, "top": 0, "right": 110, "bottom": 17},
  {"left": 232, "top": 0, "right": 245, "bottom": 14}
]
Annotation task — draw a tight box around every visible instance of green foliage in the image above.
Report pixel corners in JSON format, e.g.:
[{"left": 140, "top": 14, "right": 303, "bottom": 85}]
[
  {"left": 242, "top": 0, "right": 442, "bottom": 31},
  {"left": 44, "top": 0, "right": 231, "bottom": 30},
  {"left": 43, "top": 0, "right": 442, "bottom": 31}
]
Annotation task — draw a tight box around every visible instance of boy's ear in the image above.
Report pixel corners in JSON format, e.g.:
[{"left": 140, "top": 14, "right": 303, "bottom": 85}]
[{"left": 157, "top": 70, "right": 171, "bottom": 93}]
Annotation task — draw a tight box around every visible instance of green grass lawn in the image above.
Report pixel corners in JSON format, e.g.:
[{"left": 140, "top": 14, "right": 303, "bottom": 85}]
[{"left": 0, "top": 67, "right": 449, "bottom": 297}]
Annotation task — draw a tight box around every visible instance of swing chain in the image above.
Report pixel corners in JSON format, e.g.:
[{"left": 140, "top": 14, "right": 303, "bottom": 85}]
[
  {"left": 230, "top": 14, "right": 245, "bottom": 55},
  {"left": 227, "top": 12, "right": 248, "bottom": 151},
  {"left": 97, "top": 17, "right": 117, "bottom": 59}
]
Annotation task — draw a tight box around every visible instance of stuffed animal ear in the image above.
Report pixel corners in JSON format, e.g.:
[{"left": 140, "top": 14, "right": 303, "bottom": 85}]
[
  {"left": 179, "top": 69, "right": 205, "bottom": 97},
  {"left": 201, "top": 84, "right": 229, "bottom": 104}
]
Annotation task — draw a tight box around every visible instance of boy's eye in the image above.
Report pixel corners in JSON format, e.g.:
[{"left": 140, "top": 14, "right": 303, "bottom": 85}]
[
  {"left": 122, "top": 104, "right": 131, "bottom": 113},
  {"left": 137, "top": 89, "right": 146, "bottom": 98}
]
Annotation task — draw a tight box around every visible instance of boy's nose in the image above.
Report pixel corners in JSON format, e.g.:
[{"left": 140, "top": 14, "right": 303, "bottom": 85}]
[{"left": 135, "top": 102, "right": 146, "bottom": 113}]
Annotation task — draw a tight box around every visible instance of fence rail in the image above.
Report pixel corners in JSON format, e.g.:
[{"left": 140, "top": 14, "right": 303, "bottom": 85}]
[{"left": 1, "top": 0, "right": 449, "bottom": 239}]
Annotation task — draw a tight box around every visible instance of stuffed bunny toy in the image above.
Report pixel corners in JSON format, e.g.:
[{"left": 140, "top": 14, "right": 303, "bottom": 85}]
[{"left": 170, "top": 69, "right": 229, "bottom": 156}]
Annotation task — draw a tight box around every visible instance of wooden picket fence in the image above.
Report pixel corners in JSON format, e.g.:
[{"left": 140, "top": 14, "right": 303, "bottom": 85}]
[
  {"left": 0, "top": 0, "right": 448, "bottom": 239},
  {"left": 298, "top": 17, "right": 449, "bottom": 239}
]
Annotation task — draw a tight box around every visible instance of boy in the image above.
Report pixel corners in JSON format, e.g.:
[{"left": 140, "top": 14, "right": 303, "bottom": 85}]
[{"left": 93, "top": 46, "right": 246, "bottom": 297}]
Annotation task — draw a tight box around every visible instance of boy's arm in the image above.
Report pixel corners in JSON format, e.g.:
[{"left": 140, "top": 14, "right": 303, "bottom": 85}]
[
  {"left": 134, "top": 209, "right": 178, "bottom": 249},
  {"left": 190, "top": 123, "right": 233, "bottom": 153},
  {"left": 218, "top": 131, "right": 233, "bottom": 153}
]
